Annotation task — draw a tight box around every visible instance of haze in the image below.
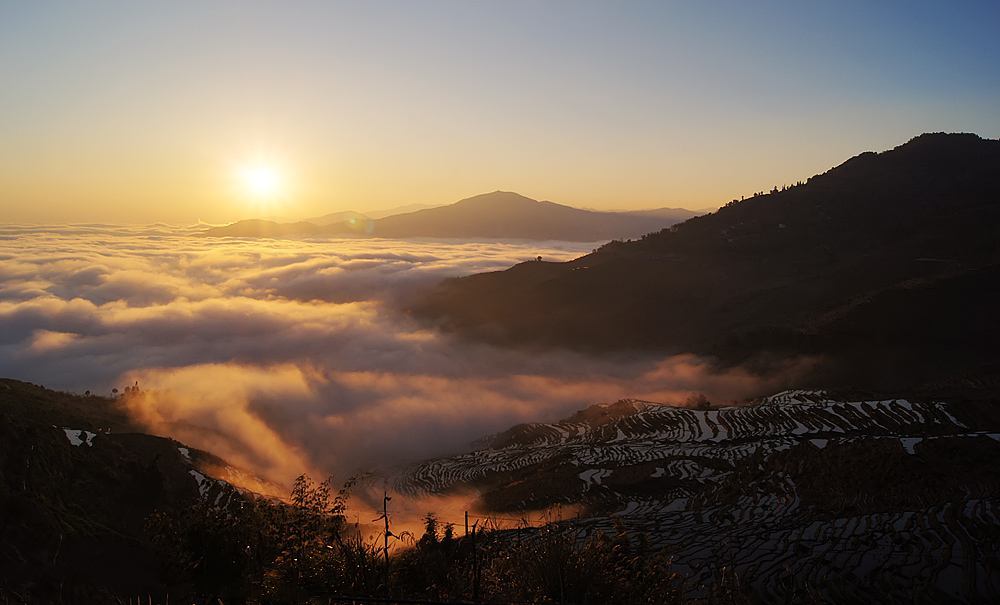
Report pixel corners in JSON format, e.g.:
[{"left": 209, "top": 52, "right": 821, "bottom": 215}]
[{"left": 2, "top": 0, "right": 998, "bottom": 224}]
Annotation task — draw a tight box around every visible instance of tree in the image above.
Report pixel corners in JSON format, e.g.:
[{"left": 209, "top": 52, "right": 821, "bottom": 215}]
[{"left": 685, "top": 392, "right": 711, "bottom": 410}]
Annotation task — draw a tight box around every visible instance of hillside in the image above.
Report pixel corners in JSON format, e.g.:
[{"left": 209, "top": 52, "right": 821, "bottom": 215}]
[
  {"left": 391, "top": 388, "right": 1000, "bottom": 601},
  {"left": 415, "top": 133, "right": 1000, "bottom": 388},
  {"left": 203, "top": 192, "right": 699, "bottom": 241},
  {"left": 0, "top": 380, "right": 270, "bottom": 601}
]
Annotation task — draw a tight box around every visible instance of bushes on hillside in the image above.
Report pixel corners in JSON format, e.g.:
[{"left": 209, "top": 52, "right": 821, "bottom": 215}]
[{"left": 147, "top": 476, "right": 748, "bottom": 604}]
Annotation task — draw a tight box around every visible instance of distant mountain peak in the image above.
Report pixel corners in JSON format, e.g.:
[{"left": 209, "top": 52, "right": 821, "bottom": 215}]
[
  {"left": 204, "top": 190, "right": 699, "bottom": 242},
  {"left": 454, "top": 191, "right": 540, "bottom": 207}
]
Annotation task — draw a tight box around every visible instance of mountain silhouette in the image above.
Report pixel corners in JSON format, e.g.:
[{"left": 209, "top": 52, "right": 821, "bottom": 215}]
[
  {"left": 372, "top": 191, "right": 697, "bottom": 240},
  {"left": 415, "top": 133, "right": 1000, "bottom": 389},
  {"left": 303, "top": 210, "right": 371, "bottom": 226},
  {"left": 203, "top": 192, "right": 699, "bottom": 241},
  {"left": 202, "top": 219, "right": 332, "bottom": 238},
  {"left": 201, "top": 217, "right": 371, "bottom": 238},
  {"left": 364, "top": 202, "right": 440, "bottom": 219}
]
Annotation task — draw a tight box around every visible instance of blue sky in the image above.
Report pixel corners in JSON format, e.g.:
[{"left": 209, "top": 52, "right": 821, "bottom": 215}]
[{"left": 1, "top": 1, "right": 998, "bottom": 222}]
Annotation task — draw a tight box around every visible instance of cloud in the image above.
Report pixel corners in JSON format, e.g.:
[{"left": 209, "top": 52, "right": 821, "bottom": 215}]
[{"left": 0, "top": 225, "right": 814, "bottom": 486}]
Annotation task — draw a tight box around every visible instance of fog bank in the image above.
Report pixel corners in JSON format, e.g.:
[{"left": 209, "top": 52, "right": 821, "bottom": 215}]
[{"left": 0, "top": 225, "right": 814, "bottom": 485}]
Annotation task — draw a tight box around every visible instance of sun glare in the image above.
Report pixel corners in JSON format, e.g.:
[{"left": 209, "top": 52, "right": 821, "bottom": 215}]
[{"left": 237, "top": 162, "right": 283, "bottom": 200}]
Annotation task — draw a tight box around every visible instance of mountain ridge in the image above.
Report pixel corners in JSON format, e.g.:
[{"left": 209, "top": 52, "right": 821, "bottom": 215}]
[
  {"left": 414, "top": 133, "right": 1000, "bottom": 389},
  {"left": 203, "top": 191, "right": 701, "bottom": 241}
]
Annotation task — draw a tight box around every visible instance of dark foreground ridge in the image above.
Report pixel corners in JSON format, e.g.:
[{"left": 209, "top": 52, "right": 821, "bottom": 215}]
[
  {"left": 0, "top": 379, "right": 272, "bottom": 602},
  {"left": 0, "top": 378, "right": 756, "bottom": 604},
  {"left": 4, "top": 378, "right": 1000, "bottom": 602},
  {"left": 415, "top": 133, "right": 1000, "bottom": 390}
]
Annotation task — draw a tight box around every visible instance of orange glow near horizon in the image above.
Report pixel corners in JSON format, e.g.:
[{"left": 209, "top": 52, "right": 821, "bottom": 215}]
[{"left": 2, "top": 4, "right": 998, "bottom": 225}]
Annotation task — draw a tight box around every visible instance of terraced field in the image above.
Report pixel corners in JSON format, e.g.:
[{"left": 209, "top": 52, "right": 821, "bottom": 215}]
[{"left": 392, "top": 390, "right": 1000, "bottom": 601}]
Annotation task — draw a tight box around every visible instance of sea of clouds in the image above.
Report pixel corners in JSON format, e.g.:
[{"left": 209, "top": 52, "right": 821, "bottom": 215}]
[{"left": 0, "top": 224, "right": 813, "bottom": 485}]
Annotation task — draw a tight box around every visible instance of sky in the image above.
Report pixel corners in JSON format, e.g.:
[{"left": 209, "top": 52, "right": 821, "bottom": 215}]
[{"left": 1, "top": 0, "right": 998, "bottom": 224}]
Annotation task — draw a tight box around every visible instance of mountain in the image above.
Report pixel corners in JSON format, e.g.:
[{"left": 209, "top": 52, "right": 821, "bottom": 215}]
[
  {"left": 621, "top": 206, "right": 715, "bottom": 220},
  {"left": 202, "top": 193, "right": 700, "bottom": 241},
  {"left": 364, "top": 203, "right": 440, "bottom": 219},
  {"left": 414, "top": 133, "right": 1000, "bottom": 389},
  {"left": 306, "top": 204, "right": 442, "bottom": 223},
  {"left": 390, "top": 387, "right": 1000, "bottom": 601},
  {"left": 202, "top": 218, "right": 332, "bottom": 238},
  {"left": 372, "top": 191, "right": 699, "bottom": 241},
  {"left": 201, "top": 217, "right": 370, "bottom": 238},
  {"left": 303, "top": 210, "right": 371, "bottom": 227}
]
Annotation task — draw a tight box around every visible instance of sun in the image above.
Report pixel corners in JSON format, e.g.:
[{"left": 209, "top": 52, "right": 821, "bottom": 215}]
[{"left": 237, "top": 162, "right": 283, "bottom": 200}]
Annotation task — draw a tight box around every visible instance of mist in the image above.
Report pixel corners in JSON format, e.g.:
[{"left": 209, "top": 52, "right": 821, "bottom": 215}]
[{"left": 0, "top": 225, "right": 815, "bottom": 486}]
